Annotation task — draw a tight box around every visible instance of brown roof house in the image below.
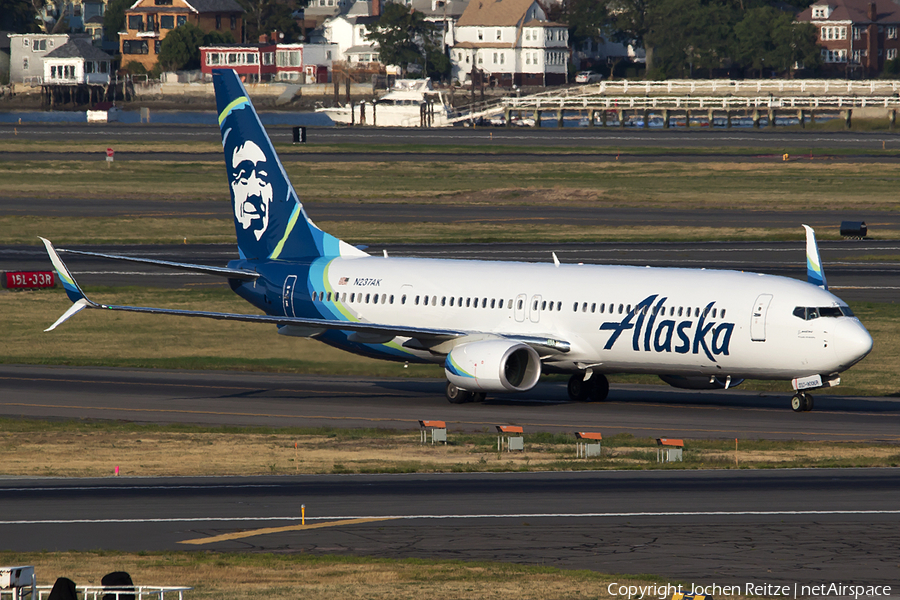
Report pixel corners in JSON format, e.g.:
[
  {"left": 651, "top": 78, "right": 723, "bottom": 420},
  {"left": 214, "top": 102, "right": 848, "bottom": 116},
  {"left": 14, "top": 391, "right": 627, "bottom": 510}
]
[
  {"left": 796, "top": 0, "right": 900, "bottom": 76},
  {"left": 119, "top": 0, "right": 244, "bottom": 70},
  {"left": 450, "top": 0, "right": 569, "bottom": 86}
]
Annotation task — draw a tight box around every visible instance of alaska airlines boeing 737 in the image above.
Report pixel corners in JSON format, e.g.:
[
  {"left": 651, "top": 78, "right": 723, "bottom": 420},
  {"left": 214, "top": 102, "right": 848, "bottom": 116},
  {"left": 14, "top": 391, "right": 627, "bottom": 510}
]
[{"left": 41, "top": 69, "right": 873, "bottom": 412}]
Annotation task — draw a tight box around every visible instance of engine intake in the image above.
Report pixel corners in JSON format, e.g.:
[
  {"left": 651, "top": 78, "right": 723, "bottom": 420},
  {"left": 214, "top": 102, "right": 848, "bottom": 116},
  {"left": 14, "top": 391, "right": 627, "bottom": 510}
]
[{"left": 445, "top": 339, "right": 542, "bottom": 393}]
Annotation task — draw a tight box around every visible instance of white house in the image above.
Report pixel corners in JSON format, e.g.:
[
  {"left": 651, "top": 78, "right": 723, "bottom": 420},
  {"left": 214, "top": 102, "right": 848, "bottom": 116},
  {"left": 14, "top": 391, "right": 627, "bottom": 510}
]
[
  {"left": 324, "top": 13, "right": 380, "bottom": 65},
  {"left": 9, "top": 33, "right": 84, "bottom": 84},
  {"left": 43, "top": 37, "right": 113, "bottom": 85},
  {"left": 450, "top": 0, "right": 568, "bottom": 86}
]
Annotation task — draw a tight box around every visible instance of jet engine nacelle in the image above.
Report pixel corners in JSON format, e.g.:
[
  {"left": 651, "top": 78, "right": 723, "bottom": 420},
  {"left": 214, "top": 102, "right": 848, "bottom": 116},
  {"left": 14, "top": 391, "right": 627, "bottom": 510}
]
[
  {"left": 659, "top": 374, "right": 745, "bottom": 390},
  {"left": 445, "top": 339, "right": 542, "bottom": 392}
]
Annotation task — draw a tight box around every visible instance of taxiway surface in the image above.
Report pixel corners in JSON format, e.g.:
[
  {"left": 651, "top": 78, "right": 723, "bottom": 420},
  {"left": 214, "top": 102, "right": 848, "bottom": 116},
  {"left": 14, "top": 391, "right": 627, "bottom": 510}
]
[
  {"left": 1, "top": 469, "right": 898, "bottom": 585},
  {"left": 1, "top": 365, "right": 898, "bottom": 441},
  {"left": 4, "top": 122, "right": 900, "bottom": 150}
]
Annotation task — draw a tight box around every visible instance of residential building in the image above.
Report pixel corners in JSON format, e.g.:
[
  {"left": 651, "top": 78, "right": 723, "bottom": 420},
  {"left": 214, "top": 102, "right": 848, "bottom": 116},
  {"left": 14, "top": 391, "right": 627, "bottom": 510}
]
[
  {"left": 305, "top": 0, "right": 358, "bottom": 29},
  {"left": 43, "top": 37, "right": 114, "bottom": 84},
  {"left": 119, "top": 0, "right": 244, "bottom": 71},
  {"left": 324, "top": 12, "right": 380, "bottom": 65},
  {"left": 9, "top": 33, "right": 84, "bottom": 84},
  {"left": 450, "top": 0, "right": 569, "bottom": 86},
  {"left": 1, "top": 32, "right": 11, "bottom": 83},
  {"left": 200, "top": 42, "right": 337, "bottom": 82},
  {"left": 796, "top": 0, "right": 900, "bottom": 76}
]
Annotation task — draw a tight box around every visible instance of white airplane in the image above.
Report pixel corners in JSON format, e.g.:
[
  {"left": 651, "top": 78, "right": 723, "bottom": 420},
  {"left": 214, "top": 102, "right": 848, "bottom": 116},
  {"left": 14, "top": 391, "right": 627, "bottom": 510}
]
[{"left": 41, "top": 69, "right": 872, "bottom": 412}]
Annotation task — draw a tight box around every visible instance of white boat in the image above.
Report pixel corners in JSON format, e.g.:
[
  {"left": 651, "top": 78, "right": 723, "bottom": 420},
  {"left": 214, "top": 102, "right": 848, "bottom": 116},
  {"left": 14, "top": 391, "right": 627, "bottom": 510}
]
[
  {"left": 317, "top": 78, "right": 452, "bottom": 127},
  {"left": 86, "top": 105, "right": 120, "bottom": 123}
]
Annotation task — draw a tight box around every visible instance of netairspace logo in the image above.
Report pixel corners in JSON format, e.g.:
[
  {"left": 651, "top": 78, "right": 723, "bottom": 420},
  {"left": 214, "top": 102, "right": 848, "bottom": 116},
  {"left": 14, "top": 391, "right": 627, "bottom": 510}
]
[{"left": 606, "top": 582, "right": 893, "bottom": 600}]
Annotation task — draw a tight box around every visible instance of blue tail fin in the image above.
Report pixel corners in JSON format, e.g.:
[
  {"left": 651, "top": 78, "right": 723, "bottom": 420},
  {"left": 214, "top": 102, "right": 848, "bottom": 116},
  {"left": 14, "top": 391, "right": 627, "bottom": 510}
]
[{"left": 212, "top": 69, "right": 366, "bottom": 261}]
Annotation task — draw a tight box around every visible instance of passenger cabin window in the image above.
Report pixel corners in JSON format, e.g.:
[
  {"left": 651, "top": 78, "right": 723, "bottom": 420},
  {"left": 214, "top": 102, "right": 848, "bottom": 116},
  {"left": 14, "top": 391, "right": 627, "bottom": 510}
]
[{"left": 401, "top": 294, "right": 406, "bottom": 304}]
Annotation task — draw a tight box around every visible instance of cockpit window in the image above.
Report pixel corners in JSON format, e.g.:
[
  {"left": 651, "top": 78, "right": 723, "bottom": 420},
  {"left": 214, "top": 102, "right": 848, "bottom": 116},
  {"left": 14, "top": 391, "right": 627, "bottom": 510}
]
[{"left": 793, "top": 306, "right": 854, "bottom": 320}]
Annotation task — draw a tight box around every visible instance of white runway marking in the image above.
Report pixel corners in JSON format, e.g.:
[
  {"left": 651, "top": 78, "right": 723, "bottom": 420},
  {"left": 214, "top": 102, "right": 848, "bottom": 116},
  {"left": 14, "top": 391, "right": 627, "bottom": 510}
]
[{"left": 3, "top": 510, "right": 899, "bottom": 525}]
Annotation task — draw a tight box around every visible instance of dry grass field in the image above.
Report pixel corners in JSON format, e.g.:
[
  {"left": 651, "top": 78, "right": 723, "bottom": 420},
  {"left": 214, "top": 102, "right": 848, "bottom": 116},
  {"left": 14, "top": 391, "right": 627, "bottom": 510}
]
[
  {"left": 0, "top": 551, "right": 689, "bottom": 600},
  {"left": 1, "top": 422, "right": 897, "bottom": 478}
]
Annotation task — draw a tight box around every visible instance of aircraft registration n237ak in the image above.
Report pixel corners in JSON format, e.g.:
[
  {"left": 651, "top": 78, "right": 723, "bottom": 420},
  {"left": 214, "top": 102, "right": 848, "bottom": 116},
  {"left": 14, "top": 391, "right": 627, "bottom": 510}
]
[{"left": 42, "top": 69, "right": 873, "bottom": 412}]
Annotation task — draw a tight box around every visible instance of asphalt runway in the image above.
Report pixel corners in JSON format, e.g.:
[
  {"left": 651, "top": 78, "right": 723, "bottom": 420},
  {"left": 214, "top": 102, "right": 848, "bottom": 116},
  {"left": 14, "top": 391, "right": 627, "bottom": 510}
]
[
  {"left": 4, "top": 150, "right": 900, "bottom": 163},
  {"left": 1, "top": 365, "right": 898, "bottom": 440},
  {"left": 4, "top": 121, "right": 900, "bottom": 150},
  {"left": 3, "top": 238, "right": 899, "bottom": 301},
  {"left": 1, "top": 469, "right": 898, "bottom": 585}
]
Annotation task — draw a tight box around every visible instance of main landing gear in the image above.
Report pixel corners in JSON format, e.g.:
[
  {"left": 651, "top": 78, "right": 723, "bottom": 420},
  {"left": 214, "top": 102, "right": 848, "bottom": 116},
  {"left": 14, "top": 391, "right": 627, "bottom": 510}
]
[
  {"left": 446, "top": 382, "right": 486, "bottom": 404},
  {"left": 567, "top": 373, "right": 610, "bottom": 402},
  {"left": 791, "top": 391, "right": 814, "bottom": 412}
]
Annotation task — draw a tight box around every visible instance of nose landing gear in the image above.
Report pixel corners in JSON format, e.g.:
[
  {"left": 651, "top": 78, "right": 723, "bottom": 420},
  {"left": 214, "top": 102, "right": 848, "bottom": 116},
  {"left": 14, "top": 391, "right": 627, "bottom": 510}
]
[{"left": 790, "top": 391, "right": 814, "bottom": 412}]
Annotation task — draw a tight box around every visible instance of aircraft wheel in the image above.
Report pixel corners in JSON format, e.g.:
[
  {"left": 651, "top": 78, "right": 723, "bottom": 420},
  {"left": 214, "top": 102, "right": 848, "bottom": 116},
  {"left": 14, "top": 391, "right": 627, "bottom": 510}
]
[
  {"left": 803, "top": 393, "right": 814, "bottom": 412},
  {"left": 567, "top": 374, "right": 591, "bottom": 402},
  {"left": 446, "top": 382, "right": 474, "bottom": 404},
  {"left": 474, "top": 392, "right": 487, "bottom": 402},
  {"left": 791, "top": 392, "right": 806, "bottom": 412},
  {"left": 589, "top": 374, "right": 610, "bottom": 402}
]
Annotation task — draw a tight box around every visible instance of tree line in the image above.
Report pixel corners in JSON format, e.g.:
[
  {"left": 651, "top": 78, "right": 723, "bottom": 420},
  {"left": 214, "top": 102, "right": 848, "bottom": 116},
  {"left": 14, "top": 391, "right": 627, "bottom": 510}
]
[{"left": 559, "top": 0, "right": 822, "bottom": 78}]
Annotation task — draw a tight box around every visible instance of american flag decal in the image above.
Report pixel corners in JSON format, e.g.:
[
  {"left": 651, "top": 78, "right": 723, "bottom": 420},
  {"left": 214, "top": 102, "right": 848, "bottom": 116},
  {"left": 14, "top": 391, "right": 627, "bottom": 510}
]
[{"left": 338, "top": 277, "right": 349, "bottom": 285}]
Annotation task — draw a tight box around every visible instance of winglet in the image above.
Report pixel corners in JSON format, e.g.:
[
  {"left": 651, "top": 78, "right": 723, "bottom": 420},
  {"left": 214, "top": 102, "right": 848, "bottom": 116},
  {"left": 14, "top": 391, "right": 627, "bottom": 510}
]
[
  {"left": 802, "top": 225, "right": 828, "bottom": 290},
  {"left": 40, "top": 237, "right": 99, "bottom": 330},
  {"left": 45, "top": 298, "right": 91, "bottom": 332},
  {"left": 40, "top": 237, "right": 88, "bottom": 303}
]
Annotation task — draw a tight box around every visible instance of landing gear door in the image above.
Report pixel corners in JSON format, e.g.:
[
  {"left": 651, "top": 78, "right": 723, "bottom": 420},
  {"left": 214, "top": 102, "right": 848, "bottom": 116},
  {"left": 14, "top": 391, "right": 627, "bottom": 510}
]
[
  {"left": 750, "top": 293, "right": 773, "bottom": 342},
  {"left": 283, "top": 274, "right": 297, "bottom": 317},
  {"left": 514, "top": 293, "right": 527, "bottom": 322}
]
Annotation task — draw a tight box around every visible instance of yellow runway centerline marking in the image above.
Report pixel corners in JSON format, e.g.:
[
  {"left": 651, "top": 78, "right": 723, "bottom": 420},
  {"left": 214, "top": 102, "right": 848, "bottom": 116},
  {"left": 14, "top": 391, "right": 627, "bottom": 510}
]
[{"left": 178, "top": 517, "right": 395, "bottom": 545}]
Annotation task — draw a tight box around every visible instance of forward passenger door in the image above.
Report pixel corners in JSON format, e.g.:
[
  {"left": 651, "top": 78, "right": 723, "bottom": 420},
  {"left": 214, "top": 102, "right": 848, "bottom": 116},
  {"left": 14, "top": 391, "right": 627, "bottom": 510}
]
[{"left": 750, "top": 294, "right": 773, "bottom": 342}]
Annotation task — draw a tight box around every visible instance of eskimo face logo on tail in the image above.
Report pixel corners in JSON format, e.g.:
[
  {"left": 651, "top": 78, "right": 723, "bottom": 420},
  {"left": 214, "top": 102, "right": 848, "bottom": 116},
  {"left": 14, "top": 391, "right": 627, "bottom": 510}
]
[
  {"left": 599, "top": 294, "right": 734, "bottom": 361},
  {"left": 230, "top": 140, "right": 273, "bottom": 241}
]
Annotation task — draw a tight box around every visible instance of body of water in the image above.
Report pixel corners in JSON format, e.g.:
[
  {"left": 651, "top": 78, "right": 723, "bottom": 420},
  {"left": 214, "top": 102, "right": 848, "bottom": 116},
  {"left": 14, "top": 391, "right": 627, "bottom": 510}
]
[{"left": 0, "top": 109, "right": 335, "bottom": 126}]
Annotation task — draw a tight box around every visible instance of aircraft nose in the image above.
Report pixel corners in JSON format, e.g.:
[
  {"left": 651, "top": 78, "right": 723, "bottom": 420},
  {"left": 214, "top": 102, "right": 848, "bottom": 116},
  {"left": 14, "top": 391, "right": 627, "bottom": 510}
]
[{"left": 834, "top": 318, "right": 873, "bottom": 369}]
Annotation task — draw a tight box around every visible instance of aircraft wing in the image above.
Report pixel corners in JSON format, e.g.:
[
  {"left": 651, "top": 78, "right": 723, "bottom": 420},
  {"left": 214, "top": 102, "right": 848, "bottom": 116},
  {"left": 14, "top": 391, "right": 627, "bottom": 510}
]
[
  {"left": 41, "top": 238, "right": 569, "bottom": 354},
  {"left": 57, "top": 248, "right": 259, "bottom": 280}
]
